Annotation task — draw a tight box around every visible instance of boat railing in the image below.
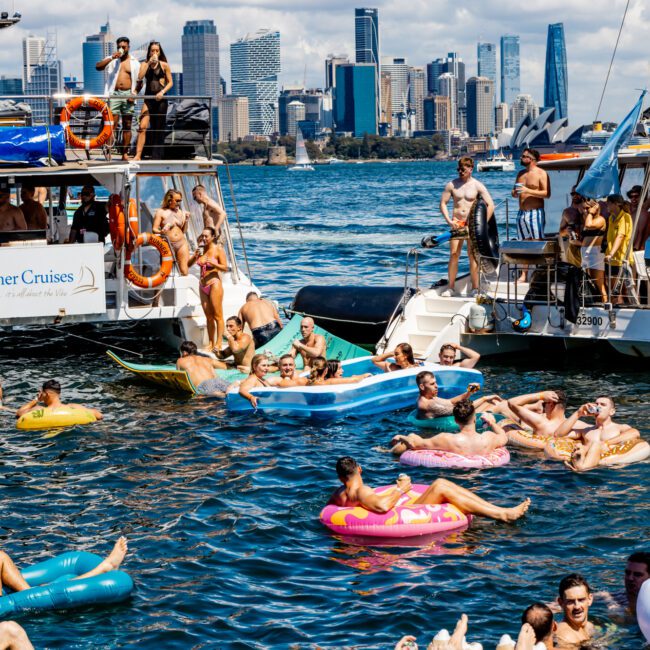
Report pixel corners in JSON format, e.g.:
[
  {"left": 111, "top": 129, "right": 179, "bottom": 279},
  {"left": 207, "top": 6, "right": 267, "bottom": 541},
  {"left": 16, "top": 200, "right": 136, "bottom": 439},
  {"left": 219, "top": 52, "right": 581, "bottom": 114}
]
[{"left": 0, "top": 93, "right": 215, "bottom": 161}]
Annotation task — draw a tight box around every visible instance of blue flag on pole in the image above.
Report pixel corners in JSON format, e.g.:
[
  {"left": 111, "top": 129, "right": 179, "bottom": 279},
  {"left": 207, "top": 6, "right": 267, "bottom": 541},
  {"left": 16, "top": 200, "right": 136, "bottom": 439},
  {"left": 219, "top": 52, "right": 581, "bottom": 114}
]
[{"left": 576, "top": 91, "right": 646, "bottom": 198}]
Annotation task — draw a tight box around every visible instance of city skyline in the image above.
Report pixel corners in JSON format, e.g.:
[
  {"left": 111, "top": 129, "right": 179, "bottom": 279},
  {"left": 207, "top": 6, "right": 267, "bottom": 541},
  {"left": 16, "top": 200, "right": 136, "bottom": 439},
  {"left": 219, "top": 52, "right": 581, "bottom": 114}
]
[{"left": 0, "top": 0, "right": 646, "bottom": 126}]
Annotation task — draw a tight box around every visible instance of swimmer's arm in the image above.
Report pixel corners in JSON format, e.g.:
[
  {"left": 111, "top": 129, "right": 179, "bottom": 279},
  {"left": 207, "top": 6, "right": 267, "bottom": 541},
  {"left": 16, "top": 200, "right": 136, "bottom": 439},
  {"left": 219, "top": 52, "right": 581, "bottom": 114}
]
[
  {"left": 439, "top": 182, "right": 454, "bottom": 227},
  {"left": 456, "top": 344, "right": 480, "bottom": 368},
  {"left": 15, "top": 397, "right": 40, "bottom": 418},
  {"left": 214, "top": 345, "right": 232, "bottom": 360},
  {"left": 552, "top": 407, "right": 586, "bottom": 438},
  {"left": 567, "top": 438, "right": 602, "bottom": 472},
  {"left": 358, "top": 484, "right": 405, "bottom": 514},
  {"left": 482, "top": 416, "right": 508, "bottom": 445},
  {"left": 90, "top": 408, "right": 103, "bottom": 420},
  {"left": 476, "top": 180, "right": 495, "bottom": 219},
  {"left": 508, "top": 394, "right": 548, "bottom": 429},
  {"left": 371, "top": 351, "right": 393, "bottom": 372},
  {"left": 603, "top": 426, "right": 640, "bottom": 447},
  {"left": 450, "top": 389, "right": 474, "bottom": 405}
]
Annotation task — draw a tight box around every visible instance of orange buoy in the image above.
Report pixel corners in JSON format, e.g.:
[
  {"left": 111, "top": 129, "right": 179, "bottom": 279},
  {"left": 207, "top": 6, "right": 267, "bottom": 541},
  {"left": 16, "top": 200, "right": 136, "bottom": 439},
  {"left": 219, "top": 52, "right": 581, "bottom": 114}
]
[
  {"left": 124, "top": 233, "right": 173, "bottom": 288},
  {"left": 539, "top": 153, "right": 580, "bottom": 161},
  {"left": 108, "top": 193, "right": 126, "bottom": 252},
  {"left": 59, "top": 96, "right": 114, "bottom": 150}
]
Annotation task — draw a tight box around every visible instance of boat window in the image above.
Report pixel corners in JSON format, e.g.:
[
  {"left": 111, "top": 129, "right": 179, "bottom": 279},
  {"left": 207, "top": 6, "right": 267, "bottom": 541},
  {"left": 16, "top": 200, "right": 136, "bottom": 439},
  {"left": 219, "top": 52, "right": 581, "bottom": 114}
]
[
  {"left": 620, "top": 166, "right": 645, "bottom": 198},
  {"left": 136, "top": 175, "right": 171, "bottom": 232},
  {"left": 544, "top": 169, "right": 580, "bottom": 234}
]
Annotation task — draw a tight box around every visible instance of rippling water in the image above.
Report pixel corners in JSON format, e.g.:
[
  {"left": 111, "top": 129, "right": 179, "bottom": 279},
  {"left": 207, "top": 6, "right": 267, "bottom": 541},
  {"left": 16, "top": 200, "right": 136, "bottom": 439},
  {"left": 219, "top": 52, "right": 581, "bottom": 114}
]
[{"left": 1, "top": 162, "right": 649, "bottom": 649}]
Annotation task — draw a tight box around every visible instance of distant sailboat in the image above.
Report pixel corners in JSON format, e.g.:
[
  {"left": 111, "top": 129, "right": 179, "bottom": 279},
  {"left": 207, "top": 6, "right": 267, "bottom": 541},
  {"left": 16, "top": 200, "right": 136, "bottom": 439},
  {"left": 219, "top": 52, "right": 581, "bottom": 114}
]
[{"left": 288, "top": 130, "right": 314, "bottom": 171}]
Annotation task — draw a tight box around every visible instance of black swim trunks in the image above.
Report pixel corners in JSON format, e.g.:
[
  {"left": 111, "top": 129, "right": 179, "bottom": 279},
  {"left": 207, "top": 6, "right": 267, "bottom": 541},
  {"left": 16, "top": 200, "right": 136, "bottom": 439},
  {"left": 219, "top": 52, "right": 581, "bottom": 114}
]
[{"left": 251, "top": 321, "right": 282, "bottom": 348}]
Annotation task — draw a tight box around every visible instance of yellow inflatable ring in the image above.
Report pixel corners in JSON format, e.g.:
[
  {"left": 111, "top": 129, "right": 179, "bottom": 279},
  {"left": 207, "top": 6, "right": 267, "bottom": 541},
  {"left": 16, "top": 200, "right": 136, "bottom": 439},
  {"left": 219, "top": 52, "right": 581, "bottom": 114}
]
[{"left": 16, "top": 406, "right": 97, "bottom": 430}]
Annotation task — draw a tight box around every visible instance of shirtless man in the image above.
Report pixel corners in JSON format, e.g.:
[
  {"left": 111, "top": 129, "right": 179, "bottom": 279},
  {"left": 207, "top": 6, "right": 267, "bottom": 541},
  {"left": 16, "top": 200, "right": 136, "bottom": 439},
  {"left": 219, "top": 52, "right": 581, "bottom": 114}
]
[
  {"left": 328, "top": 456, "right": 530, "bottom": 522},
  {"left": 290, "top": 317, "right": 326, "bottom": 370},
  {"left": 627, "top": 185, "right": 650, "bottom": 251},
  {"left": 192, "top": 184, "right": 226, "bottom": 234},
  {"left": 555, "top": 574, "right": 595, "bottom": 648},
  {"left": 599, "top": 552, "right": 650, "bottom": 620},
  {"left": 15, "top": 380, "right": 102, "bottom": 421},
  {"left": 271, "top": 354, "right": 308, "bottom": 387},
  {"left": 96, "top": 37, "right": 139, "bottom": 160},
  {"left": 507, "top": 389, "right": 582, "bottom": 439},
  {"left": 19, "top": 185, "right": 47, "bottom": 230},
  {"left": 414, "top": 370, "right": 483, "bottom": 420},
  {"left": 238, "top": 292, "right": 283, "bottom": 349},
  {"left": 439, "top": 156, "right": 495, "bottom": 296},
  {"left": 176, "top": 340, "right": 229, "bottom": 396},
  {"left": 517, "top": 603, "right": 556, "bottom": 650},
  {"left": 513, "top": 148, "right": 551, "bottom": 281},
  {"left": 438, "top": 342, "right": 480, "bottom": 368},
  {"left": 0, "top": 537, "right": 128, "bottom": 609},
  {"left": 214, "top": 316, "right": 254, "bottom": 373},
  {"left": 390, "top": 399, "right": 508, "bottom": 456},
  {"left": 0, "top": 184, "right": 27, "bottom": 231},
  {"left": 0, "top": 621, "right": 33, "bottom": 650}
]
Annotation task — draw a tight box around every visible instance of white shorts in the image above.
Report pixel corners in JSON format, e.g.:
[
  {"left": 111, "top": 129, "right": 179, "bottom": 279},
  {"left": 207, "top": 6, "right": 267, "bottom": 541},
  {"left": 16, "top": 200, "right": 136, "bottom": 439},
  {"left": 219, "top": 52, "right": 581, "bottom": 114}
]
[{"left": 581, "top": 245, "right": 605, "bottom": 271}]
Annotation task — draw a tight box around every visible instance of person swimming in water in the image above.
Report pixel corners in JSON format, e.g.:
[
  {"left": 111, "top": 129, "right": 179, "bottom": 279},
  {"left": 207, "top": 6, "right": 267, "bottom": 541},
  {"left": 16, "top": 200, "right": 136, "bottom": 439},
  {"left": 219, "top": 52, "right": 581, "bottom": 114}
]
[
  {"left": 176, "top": 341, "right": 230, "bottom": 396},
  {"left": 371, "top": 343, "right": 420, "bottom": 372},
  {"left": 238, "top": 354, "right": 272, "bottom": 409},
  {"left": 15, "top": 380, "right": 102, "bottom": 421},
  {"left": 328, "top": 456, "right": 530, "bottom": 522}
]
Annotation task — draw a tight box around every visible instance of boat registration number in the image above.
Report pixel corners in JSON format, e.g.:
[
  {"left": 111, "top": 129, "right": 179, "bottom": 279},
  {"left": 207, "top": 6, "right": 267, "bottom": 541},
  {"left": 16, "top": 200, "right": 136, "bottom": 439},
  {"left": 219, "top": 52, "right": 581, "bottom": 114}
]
[{"left": 576, "top": 313, "right": 605, "bottom": 327}]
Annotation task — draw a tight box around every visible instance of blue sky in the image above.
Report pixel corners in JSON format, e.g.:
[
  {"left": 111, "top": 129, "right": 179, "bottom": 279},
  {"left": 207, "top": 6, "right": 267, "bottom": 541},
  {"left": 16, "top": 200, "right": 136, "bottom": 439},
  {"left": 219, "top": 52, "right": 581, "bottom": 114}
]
[{"left": 1, "top": 0, "right": 648, "bottom": 125}]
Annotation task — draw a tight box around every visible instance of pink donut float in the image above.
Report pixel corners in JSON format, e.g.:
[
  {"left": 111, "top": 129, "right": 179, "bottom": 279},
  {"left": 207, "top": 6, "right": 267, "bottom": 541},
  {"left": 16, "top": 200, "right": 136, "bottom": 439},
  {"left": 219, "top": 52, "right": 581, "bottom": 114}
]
[
  {"left": 320, "top": 484, "right": 471, "bottom": 538},
  {"left": 400, "top": 447, "right": 510, "bottom": 469}
]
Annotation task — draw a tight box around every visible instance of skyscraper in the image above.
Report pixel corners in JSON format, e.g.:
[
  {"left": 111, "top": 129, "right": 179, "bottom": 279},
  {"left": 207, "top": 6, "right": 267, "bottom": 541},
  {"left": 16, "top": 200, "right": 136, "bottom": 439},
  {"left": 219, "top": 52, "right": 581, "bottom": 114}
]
[
  {"left": 436, "top": 72, "right": 457, "bottom": 129},
  {"left": 510, "top": 94, "right": 539, "bottom": 127},
  {"left": 466, "top": 76, "right": 494, "bottom": 137},
  {"left": 477, "top": 42, "right": 497, "bottom": 104},
  {"left": 500, "top": 35, "right": 520, "bottom": 105},
  {"left": 82, "top": 22, "right": 114, "bottom": 95},
  {"left": 22, "top": 35, "right": 45, "bottom": 89},
  {"left": 408, "top": 66, "right": 426, "bottom": 133},
  {"left": 544, "top": 23, "right": 568, "bottom": 120},
  {"left": 381, "top": 57, "right": 409, "bottom": 133},
  {"left": 325, "top": 54, "right": 349, "bottom": 90},
  {"left": 230, "top": 29, "right": 281, "bottom": 135},
  {"left": 218, "top": 96, "right": 249, "bottom": 142},
  {"left": 182, "top": 20, "right": 221, "bottom": 102},
  {"left": 355, "top": 8, "right": 380, "bottom": 129},
  {"left": 333, "top": 63, "right": 377, "bottom": 136},
  {"left": 428, "top": 53, "right": 465, "bottom": 129},
  {"left": 287, "top": 101, "right": 306, "bottom": 137}
]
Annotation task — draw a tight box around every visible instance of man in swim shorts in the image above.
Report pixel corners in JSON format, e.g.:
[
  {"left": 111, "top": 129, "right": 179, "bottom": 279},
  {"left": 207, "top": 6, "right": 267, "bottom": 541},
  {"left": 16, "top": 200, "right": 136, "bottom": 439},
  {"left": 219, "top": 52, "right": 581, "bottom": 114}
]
[
  {"left": 15, "top": 380, "right": 103, "bottom": 420},
  {"left": 238, "top": 292, "right": 283, "bottom": 348},
  {"left": 328, "top": 456, "right": 530, "bottom": 521},
  {"left": 390, "top": 399, "right": 508, "bottom": 456},
  {"left": 215, "top": 316, "right": 254, "bottom": 373},
  {"left": 290, "top": 317, "right": 326, "bottom": 370},
  {"left": 555, "top": 574, "right": 595, "bottom": 648},
  {"left": 438, "top": 342, "right": 481, "bottom": 368},
  {"left": 176, "top": 340, "right": 230, "bottom": 396},
  {"left": 0, "top": 537, "right": 128, "bottom": 602},
  {"left": 439, "top": 156, "right": 495, "bottom": 297},
  {"left": 0, "top": 621, "right": 33, "bottom": 650},
  {"left": 271, "top": 354, "right": 308, "bottom": 387},
  {"left": 192, "top": 184, "right": 227, "bottom": 235}
]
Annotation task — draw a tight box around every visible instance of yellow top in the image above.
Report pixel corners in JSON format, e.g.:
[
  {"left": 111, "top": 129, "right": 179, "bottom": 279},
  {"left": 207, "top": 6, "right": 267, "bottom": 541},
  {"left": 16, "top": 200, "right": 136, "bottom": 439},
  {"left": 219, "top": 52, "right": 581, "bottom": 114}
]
[{"left": 606, "top": 208, "right": 633, "bottom": 267}]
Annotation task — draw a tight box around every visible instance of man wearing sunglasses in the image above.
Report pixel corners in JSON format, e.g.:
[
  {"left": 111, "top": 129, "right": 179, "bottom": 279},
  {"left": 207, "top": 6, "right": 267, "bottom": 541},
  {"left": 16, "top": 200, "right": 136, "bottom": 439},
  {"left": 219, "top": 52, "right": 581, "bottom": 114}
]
[
  {"left": 67, "top": 186, "right": 109, "bottom": 244},
  {"left": 439, "top": 156, "right": 495, "bottom": 297}
]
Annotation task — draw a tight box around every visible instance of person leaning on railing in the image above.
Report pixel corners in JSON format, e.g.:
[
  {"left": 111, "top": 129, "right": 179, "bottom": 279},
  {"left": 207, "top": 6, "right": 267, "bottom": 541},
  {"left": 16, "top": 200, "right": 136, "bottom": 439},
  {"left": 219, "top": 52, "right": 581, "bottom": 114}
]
[{"left": 604, "top": 194, "right": 634, "bottom": 305}]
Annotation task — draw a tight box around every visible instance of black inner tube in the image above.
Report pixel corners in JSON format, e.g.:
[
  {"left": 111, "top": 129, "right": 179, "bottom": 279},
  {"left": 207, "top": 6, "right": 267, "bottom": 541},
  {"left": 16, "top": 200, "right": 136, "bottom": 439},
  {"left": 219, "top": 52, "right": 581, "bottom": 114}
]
[{"left": 468, "top": 198, "right": 499, "bottom": 272}]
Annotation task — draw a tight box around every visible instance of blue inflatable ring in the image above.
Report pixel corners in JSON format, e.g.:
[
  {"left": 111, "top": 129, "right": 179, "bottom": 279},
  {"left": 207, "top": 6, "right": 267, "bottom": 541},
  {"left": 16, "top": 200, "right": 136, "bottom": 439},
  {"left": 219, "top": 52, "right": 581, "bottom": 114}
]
[{"left": 0, "top": 551, "right": 133, "bottom": 616}]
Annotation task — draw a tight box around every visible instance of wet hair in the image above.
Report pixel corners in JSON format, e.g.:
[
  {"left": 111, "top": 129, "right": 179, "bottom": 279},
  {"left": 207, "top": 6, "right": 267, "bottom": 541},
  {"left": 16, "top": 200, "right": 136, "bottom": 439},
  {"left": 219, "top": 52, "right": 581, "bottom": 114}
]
[
  {"left": 453, "top": 399, "right": 475, "bottom": 425},
  {"left": 559, "top": 573, "right": 592, "bottom": 599},
  {"left": 595, "top": 394, "right": 615, "bottom": 409},
  {"left": 307, "top": 357, "right": 327, "bottom": 384},
  {"left": 180, "top": 340, "right": 197, "bottom": 355},
  {"left": 416, "top": 370, "right": 435, "bottom": 388},
  {"left": 458, "top": 156, "right": 474, "bottom": 169},
  {"left": 439, "top": 344, "right": 456, "bottom": 355},
  {"left": 145, "top": 41, "right": 168, "bottom": 63},
  {"left": 523, "top": 148, "right": 540, "bottom": 161},
  {"left": 246, "top": 291, "right": 259, "bottom": 300},
  {"left": 325, "top": 359, "right": 341, "bottom": 379},
  {"left": 116, "top": 37, "right": 130, "bottom": 46},
  {"left": 522, "top": 603, "right": 554, "bottom": 642},
  {"left": 627, "top": 552, "right": 650, "bottom": 572},
  {"left": 278, "top": 354, "right": 294, "bottom": 363},
  {"left": 395, "top": 342, "right": 415, "bottom": 365},
  {"left": 250, "top": 354, "right": 268, "bottom": 373},
  {"left": 554, "top": 389, "right": 567, "bottom": 408},
  {"left": 161, "top": 189, "right": 182, "bottom": 209},
  {"left": 41, "top": 379, "right": 61, "bottom": 394},
  {"left": 226, "top": 316, "right": 242, "bottom": 327},
  {"left": 336, "top": 456, "right": 359, "bottom": 479}
]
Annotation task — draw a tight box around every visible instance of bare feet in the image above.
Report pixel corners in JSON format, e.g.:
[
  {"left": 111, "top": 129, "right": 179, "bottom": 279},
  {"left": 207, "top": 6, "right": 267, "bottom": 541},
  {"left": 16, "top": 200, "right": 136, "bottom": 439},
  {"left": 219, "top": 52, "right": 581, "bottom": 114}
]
[
  {"left": 502, "top": 498, "right": 531, "bottom": 522},
  {"left": 96, "top": 536, "right": 128, "bottom": 574},
  {"left": 449, "top": 613, "right": 468, "bottom": 649}
]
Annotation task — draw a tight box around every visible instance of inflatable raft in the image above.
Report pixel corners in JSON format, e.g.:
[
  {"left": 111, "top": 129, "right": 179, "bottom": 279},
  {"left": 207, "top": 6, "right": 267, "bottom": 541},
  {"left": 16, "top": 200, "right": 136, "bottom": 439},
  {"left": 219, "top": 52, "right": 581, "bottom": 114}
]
[
  {"left": 16, "top": 405, "right": 97, "bottom": 431},
  {"left": 226, "top": 361, "right": 483, "bottom": 419},
  {"left": 0, "top": 551, "right": 133, "bottom": 616}
]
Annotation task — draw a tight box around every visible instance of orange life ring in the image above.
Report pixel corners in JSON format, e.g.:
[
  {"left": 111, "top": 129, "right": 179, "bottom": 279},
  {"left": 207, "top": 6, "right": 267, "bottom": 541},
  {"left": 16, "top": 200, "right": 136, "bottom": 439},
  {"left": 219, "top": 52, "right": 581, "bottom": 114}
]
[
  {"left": 539, "top": 153, "right": 580, "bottom": 161},
  {"left": 124, "top": 233, "right": 173, "bottom": 288},
  {"left": 108, "top": 194, "right": 126, "bottom": 252},
  {"left": 59, "top": 96, "right": 114, "bottom": 150},
  {"left": 126, "top": 198, "right": 139, "bottom": 249}
]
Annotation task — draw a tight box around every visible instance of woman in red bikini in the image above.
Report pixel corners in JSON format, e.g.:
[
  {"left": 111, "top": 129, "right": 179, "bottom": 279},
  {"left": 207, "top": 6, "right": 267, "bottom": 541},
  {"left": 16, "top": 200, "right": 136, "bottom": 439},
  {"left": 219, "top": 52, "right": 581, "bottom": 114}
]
[{"left": 189, "top": 227, "right": 228, "bottom": 352}]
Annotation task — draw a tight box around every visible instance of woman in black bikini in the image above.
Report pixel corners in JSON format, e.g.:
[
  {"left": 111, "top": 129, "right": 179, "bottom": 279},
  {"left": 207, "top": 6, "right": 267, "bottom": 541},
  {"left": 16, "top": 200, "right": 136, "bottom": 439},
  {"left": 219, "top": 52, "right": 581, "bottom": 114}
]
[{"left": 134, "top": 41, "right": 173, "bottom": 161}]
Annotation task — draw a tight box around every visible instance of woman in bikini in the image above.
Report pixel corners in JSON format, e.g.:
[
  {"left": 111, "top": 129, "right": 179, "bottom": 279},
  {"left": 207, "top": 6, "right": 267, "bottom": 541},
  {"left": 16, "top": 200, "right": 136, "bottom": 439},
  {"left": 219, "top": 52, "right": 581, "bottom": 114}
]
[
  {"left": 580, "top": 199, "right": 608, "bottom": 303},
  {"left": 307, "top": 358, "right": 371, "bottom": 385},
  {"left": 239, "top": 354, "right": 272, "bottom": 409},
  {"left": 133, "top": 41, "right": 173, "bottom": 161},
  {"left": 188, "top": 227, "right": 228, "bottom": 352},
  {"left": 153, "top": 189, "right": 190, "bottom": 275},
  {"left": 371, "top": 343, "right": 420, "bottom": 372}
]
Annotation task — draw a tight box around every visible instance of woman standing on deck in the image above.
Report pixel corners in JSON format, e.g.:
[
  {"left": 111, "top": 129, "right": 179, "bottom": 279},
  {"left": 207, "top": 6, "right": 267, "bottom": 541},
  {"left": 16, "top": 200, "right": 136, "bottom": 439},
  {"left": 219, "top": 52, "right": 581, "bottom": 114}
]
[
  {"left": 189, "top": 227, "right": 228, "bottom": 352},
  {"left": 153, "top": 189, "right": 190, "bottom": 275},
  {"left": 133, "top": 41, "right": 172, "bottom": 161},
  {"left": 580, "top": 199, "right": 608, "bottom": 303}
]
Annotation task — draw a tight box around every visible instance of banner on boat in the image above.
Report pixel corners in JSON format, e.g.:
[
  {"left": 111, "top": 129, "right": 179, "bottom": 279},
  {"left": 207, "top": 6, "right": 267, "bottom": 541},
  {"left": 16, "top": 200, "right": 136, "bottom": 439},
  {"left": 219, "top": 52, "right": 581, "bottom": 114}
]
[{"left": 0, "top": 244, "right": 106, "bottom": 318}]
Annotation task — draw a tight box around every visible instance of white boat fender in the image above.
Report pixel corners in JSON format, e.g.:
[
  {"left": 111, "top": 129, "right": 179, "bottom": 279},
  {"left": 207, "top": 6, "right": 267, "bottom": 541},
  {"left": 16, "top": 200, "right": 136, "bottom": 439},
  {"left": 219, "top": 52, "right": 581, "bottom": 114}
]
[
  {"left": 469, "top": 303, "right": 494, "bottom": 332},
  {"left": 495, "top": 634, "right": 515, "bottom": 649},
  {"left": 638, "top": 578, "right": 650, "bottom": 642}
]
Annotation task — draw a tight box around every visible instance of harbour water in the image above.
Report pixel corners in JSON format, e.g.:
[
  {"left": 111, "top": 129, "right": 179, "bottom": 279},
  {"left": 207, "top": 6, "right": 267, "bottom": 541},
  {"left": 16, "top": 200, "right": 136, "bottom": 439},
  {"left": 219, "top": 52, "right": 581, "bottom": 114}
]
[{"left": 0, "top": 162, "right": 648, "bottom": 648}]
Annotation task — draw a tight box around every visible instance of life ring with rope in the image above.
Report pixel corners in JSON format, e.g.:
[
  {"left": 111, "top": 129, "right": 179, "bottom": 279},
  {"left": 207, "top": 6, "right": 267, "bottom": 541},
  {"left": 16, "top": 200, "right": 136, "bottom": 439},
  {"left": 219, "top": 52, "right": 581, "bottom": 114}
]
[
  {"left": 124, "top": 233, "right": 173, "bottom": 288},
  {"left": 468, "top": 197, "right": 499, "bottom": 273},
  {"left": 59, "top": 96, "right": 114, "bottom": 150},
  {"left": 108, "top": 195, "right": 139, "bottom": 252}
]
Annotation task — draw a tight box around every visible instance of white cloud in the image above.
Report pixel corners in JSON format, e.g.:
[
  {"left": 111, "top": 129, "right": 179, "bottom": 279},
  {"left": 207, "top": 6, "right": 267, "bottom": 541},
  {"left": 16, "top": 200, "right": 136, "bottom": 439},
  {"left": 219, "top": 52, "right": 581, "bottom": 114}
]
[{"left": 1, "top": 0, "right": 648, "bottom": 125}]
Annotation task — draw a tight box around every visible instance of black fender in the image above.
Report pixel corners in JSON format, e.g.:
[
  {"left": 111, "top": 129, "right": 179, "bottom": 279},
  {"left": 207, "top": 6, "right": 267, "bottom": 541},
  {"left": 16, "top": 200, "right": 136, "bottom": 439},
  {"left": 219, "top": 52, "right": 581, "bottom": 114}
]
[{"left": 468, "top": 197, "right": 499, "bottom": 272}]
